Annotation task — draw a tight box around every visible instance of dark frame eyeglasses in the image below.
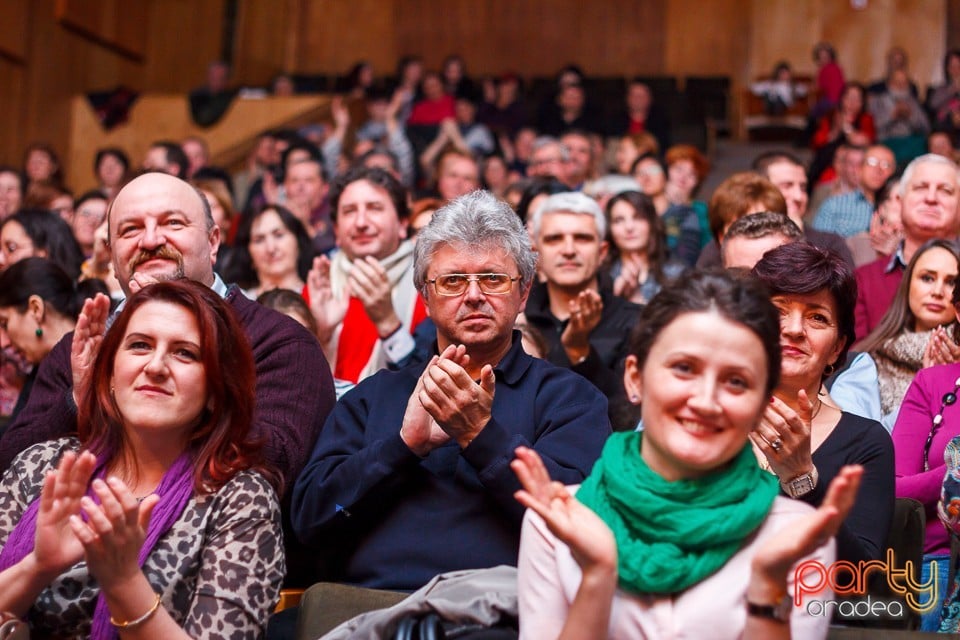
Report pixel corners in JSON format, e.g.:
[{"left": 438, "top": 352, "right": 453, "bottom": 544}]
[{"left": 427, "top": 273, "right": 520, "bottom": 296}]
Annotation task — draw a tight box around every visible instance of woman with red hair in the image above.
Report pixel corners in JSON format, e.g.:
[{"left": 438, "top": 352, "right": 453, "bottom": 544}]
[{"left": 0, "top": 280, "right": 283, "bottom": 639}]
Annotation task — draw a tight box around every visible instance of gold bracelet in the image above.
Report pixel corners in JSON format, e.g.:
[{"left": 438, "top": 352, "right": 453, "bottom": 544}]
[{"left": 109, "top": 593, "right": 162, "bottom": 629}]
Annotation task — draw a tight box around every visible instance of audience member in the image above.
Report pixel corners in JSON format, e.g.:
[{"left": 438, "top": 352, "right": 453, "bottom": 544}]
[
  {"left": 754, "top": 153, "right": 856, "bottom": 266},
  {"left": 813, "top": 144, "right": 896, "bottom": 237},
  {"left": 867, "top": 46, "right": 920, "bottom": 98},
  {"left": 229, "top": 204, "right": 314, "bottom": 299},
  {"left": 927, "top": 50, "right": 960, "bottom": 143},
  {"left": 856, "top": 239, "right": 960, "bottom": 430},
  {"left": 559, "top": 130, "right": 594, "bottom": 188},
  {"left": 180, "top": 135, "right": 209, "bottom": 179},
  {"left": 407, "top": 72, "right": 455, "bottom": 126},
  {"left": 0, "top": 280, "right": 283, "bottom": 637},
  {"left": 752, "top": 242, "right": 894, "bottom": 567},
  {"left": 291, "top": 190, "right": 610, "bottom": 590},
  {"left": 513, "top": 269, "right": 857, "bottom": 639},
  {"left": 846, "top": 177, "right": 903, "bottom": 267},
  {"left": 869, "top": 69, "right": 930, "bottom": 164},
  {"left": 629, "top": 154, "right": 700, "bottom": 266},
  {"left": 608, "top": 80, "right": 671, "bottom": 150},
  {"left": 307, "top": 167, "right": 427, "bottom": 383},
  {"left": 93, "top": 147, "right": 130, "bottom": 199},
  {"left": 720, "top": 211, "right": 802, "bottom": 270},
  {"left": 0, "top": 209, "right": 83, "bottom": 279},
  {"left": 605, "top": 190, "right": 683, "bottom": 303},
  {"left": 524, "top": 192, "right": 642, "bottom": 427},
  {"left": 0, "top": 172, "right": 334, "bottom": 499},
  {"left": 70, "top": 190, "right": 108, "bottom": 258},
  {"left": 476, "top": 72, "right": 528, "bottom": 137},
  {"left": 808, "top": 144, "right": 864, "bottom": 219},
  {"left": 0, "top": 167, "right": 22, "bottom": 220},
  {"left": 812, "top": 42, "right": 846, "bottom": 112},
  {"left": 282, "top": 156, "right": 335, "bottom": 255},
  {"left": 698, "top": 168, "right": 853, "bottom": 269},
  {"left": 892, "top": 273, "right": 960, "bottom": 630},
  {"left": 0, "top": 258, "right": 105, "bottom": 423},
  {"left": 810, "top": 83, "right": 875, "bottom": 186},
  {"left": 612, "top": 132, "right": 660, "bottom": 176},
  {"left": 142, "top": 140, "right": 189, "bottom": 180},
  {"left": 664, "top": 144, "right": 711, "bottom": 248},
  {"left": 855, "top": 154, "right": 960, "bottom": 340},
  {"left": 527, "top": 136, "right": 567, "bottom": 181},
  {"left": 21, "top": 143, "right": 63, "bottom": 191}
]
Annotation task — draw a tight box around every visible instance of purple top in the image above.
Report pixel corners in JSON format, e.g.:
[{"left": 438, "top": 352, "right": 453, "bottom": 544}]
[{"left": 893, "top": 362, "right": 960, "bottom": 555}]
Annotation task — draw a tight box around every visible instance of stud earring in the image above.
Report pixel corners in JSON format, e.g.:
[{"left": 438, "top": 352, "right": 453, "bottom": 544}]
[{"left": 35, "top": 327, "right": 43, "bottom": 338}]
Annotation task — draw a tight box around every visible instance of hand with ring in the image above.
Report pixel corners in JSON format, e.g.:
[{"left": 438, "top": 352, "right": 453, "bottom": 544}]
[{"left": 749, "top": 390, "right": 815, "bottom": 482}]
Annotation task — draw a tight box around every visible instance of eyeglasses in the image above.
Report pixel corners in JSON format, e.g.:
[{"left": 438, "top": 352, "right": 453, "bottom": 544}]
[
  {"left": 427, "top": 273, "right": 520, "bottom": 296},
  {"left": 865, "top": 157, "right": 894, "bottom": 170}
]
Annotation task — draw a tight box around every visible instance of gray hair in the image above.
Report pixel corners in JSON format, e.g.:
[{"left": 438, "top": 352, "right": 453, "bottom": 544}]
[
  {"left": 899, "top": 153, "right": 960, "bottom": 196},
  {"left": 413, "top": 190, "right": 538, "bottom": 294},
  {"left": 529, "top": 191, "right": 606, "bottom": 239},
  {"left": 531, "top": 136, "right": 569, "bottom": 162}
]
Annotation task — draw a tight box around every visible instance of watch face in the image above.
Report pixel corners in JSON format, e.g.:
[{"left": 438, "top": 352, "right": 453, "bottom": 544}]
[{"left": 789, "top": 474, "right": 815, "bottom": 496}]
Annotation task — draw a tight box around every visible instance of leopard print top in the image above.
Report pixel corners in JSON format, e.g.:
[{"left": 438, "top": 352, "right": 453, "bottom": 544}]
[{"left": 0, "top": 438, "right": 285, "bottom": 639}]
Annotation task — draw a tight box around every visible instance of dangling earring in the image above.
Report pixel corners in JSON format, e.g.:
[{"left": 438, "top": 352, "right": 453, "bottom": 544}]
[{"left": 35, "top": 327, "right": 43, "bottom": 338}]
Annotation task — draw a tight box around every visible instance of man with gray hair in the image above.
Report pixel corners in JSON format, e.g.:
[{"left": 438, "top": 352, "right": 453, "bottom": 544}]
[
  {"left": 855, "top": 153, "right": 960, "bottom": 339},
  {"left": 291, "top": 190, "right": 610, "bottom": 591},
  {"left": 523, "top": 191, "right": 642, "bottom": 427},
  {"left": 526, "top": 136, "right": 568, "bottom": 180}
]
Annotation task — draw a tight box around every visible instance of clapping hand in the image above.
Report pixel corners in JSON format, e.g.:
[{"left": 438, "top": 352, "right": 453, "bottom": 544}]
[
  {"left": 512, "top": 447, "right": 617, "bottom": 574},
  {"left": 71, "top": 294, "right": 110, "bottom": 407},
  {"left": 751, "top": 465, "right": 862, "bottom": 592},
  {"left": 31, "top": 451, "right": 97, "bottom": 579},
  {"left": 69, "top": 476, "right": 158, "bottom": 591},
  {"left": 923, "top": 326, "right": 960, "bottom": 368},
  {"left": 307, "top": 256, "right": 349, "bottom": 343}
]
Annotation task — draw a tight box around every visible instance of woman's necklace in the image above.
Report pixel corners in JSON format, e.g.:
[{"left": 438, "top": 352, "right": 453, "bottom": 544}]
[{"left": 923, "top": 376, "right": 960, "bottom": 471}]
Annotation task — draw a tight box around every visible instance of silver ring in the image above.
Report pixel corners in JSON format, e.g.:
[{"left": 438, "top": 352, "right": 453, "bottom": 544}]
[{"left": 771, "top": 438, "right": 783, "bottom": 452}]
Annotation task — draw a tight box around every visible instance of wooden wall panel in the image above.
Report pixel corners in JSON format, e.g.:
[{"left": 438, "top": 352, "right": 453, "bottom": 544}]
[
  {"left": 664, "top": 0, "right": 749, "bottom": 78},
  {"left": 55, "top": 0, "right": 148, "bottom": 59},
  {"left": 0, "top": 0, "right": 29, "bottom": 63},
  {"left": 748, "top": 0, "right": 944, "bottom": 90},
  {"left": 0, "top": 0, "right": 225, "bottom": 170},
  {"left": 232, "top": 0, "right": 301, "bottom": 86},
  {"left": 288, "top": 0, "right": 667, "bottom": 78}
]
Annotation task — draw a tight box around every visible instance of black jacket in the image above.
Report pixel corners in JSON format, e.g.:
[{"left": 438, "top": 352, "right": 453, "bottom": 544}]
[{"left": 523, "top": 283, "right": 642, "bottom": 430}]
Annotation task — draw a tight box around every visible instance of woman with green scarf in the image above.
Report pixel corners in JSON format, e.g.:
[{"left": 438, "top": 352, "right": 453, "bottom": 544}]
[{"left": 511, "top": 271, "right": 862, "bottom": 639}]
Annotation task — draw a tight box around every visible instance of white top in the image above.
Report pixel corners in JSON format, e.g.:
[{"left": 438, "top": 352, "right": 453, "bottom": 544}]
[{"left": 518, "top": 494, "right": 835, "bottom": 640}]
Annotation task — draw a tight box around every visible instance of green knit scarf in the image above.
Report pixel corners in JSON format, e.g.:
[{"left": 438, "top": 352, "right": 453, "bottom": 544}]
[{"left": 576, "top": 431, "right": 779, "bottom": 595}]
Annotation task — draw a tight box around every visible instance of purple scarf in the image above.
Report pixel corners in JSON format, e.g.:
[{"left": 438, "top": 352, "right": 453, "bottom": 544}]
[{"left": 0, "top": 448, "right": 195, "bottom": 639}]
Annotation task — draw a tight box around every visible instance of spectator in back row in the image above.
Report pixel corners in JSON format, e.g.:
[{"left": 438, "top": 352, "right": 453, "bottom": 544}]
[{"left": 813, "top": 144, "right": 896, "bottom": 237}]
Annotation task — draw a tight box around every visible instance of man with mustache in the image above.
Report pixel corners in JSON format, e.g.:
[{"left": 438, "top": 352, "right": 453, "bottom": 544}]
[
  {"left": 522, "top": 192, "right": 641, "bottom": 428},
  {"left": 0, "top": 172, "right": 335, "bottom": 500},
  {"left": 291, "top": 190, "right": 609, "bottom": 591}
]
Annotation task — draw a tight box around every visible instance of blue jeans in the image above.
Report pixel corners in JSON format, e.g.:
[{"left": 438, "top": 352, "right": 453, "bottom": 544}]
[{"left": 921, "top": 554, "right": 951, "bottom": 632}]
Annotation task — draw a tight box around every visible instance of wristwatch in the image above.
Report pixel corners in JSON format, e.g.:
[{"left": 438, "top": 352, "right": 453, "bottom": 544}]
[
  {"left": 747, "top": 593, "right": 792, "bottom": 623},
  {"left": 781, "top": 466, "right": 819, "bottom": 498}
]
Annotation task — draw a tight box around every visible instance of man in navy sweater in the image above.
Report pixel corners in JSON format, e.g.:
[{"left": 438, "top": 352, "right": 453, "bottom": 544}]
[
  {"left": 0, "top": 172, "right": 334, "bottom": 499},
  {"left": 291, "top": 190, "right": 611, "bottom": 590}
]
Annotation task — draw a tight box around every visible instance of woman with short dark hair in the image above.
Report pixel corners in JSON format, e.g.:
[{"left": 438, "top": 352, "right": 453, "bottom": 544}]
[{"left": 751, "top": 242, "right": 894, "bottom": 569}]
